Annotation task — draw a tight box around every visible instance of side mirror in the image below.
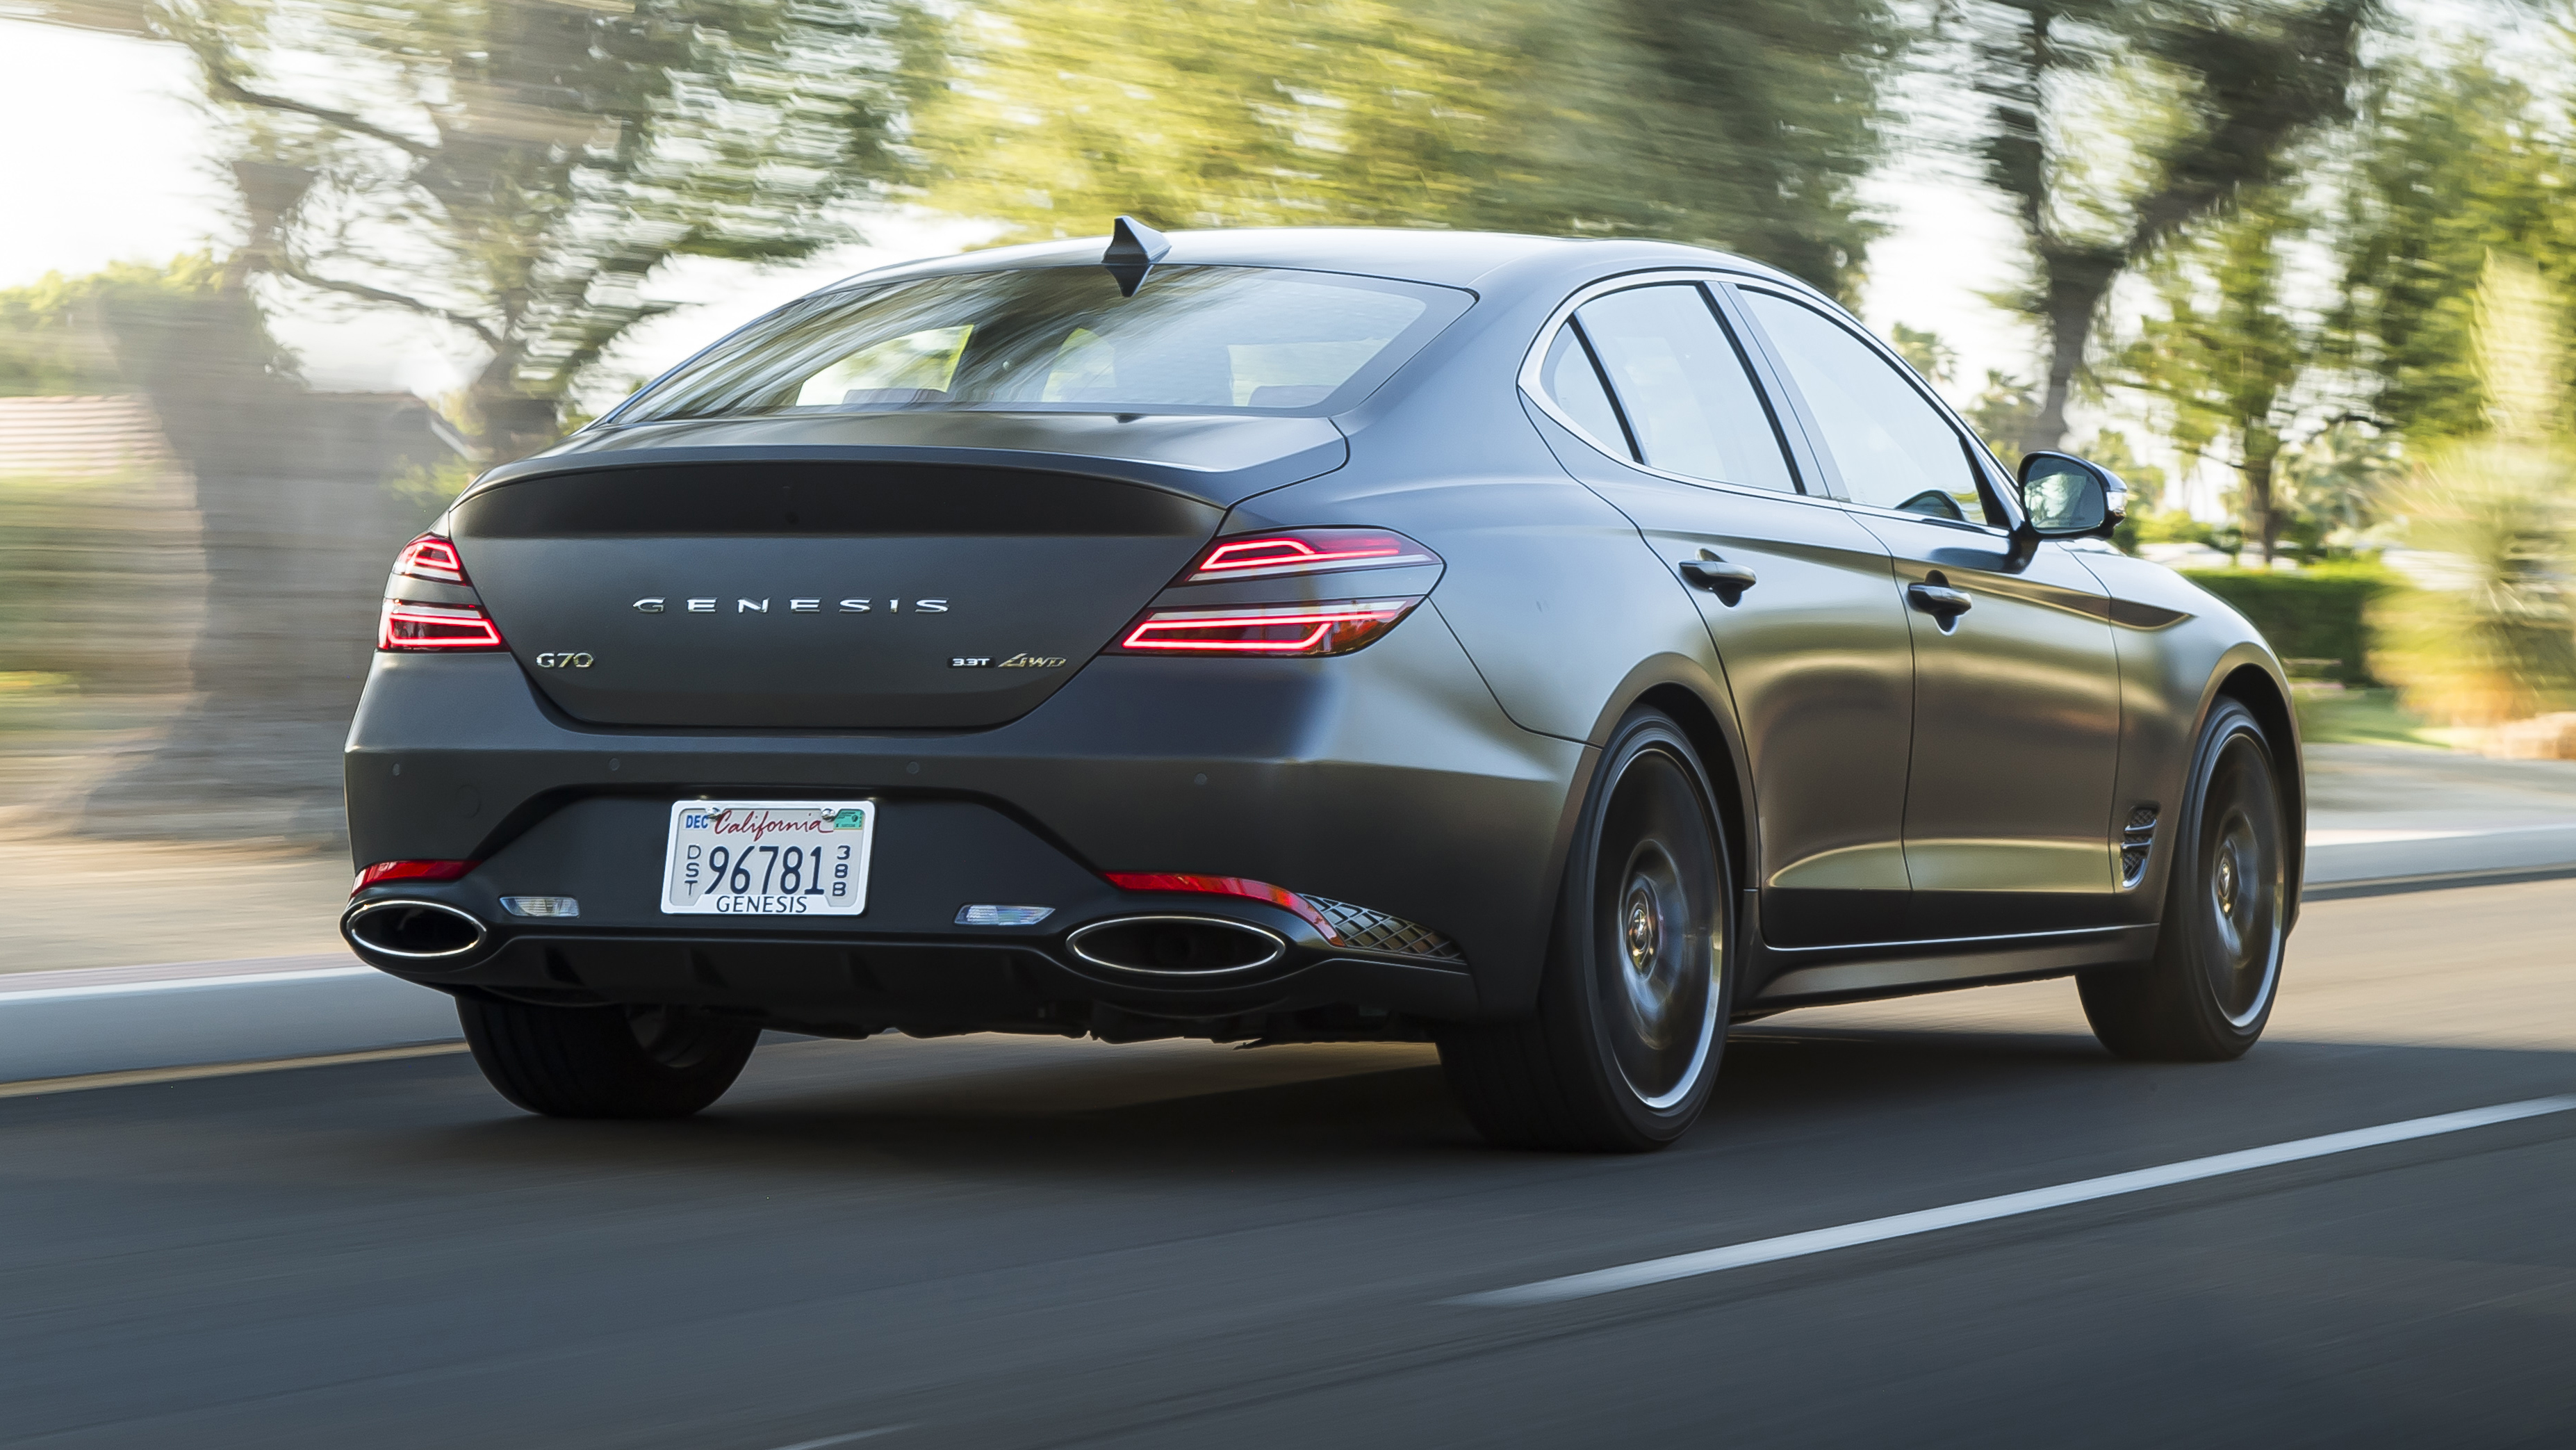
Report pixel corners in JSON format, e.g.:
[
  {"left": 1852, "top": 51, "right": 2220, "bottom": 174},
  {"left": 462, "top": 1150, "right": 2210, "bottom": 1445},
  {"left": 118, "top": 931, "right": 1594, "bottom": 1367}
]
[{"left": 2017, "top": 451, "right": 2128, "bottom": 539}]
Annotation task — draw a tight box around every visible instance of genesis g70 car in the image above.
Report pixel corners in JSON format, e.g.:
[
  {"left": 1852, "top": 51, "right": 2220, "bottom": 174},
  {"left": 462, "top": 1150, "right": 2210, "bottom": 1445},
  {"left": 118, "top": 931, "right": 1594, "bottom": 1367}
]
[{"left": 341, "top": 220, "right": 2299, "bottom": 1150}]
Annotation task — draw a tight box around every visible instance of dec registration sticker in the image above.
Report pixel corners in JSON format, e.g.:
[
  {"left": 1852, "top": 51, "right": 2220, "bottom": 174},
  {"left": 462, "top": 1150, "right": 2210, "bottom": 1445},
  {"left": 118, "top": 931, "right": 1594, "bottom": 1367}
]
[{"left": 660, "top": 800, "right": 875, "bottom": 915}]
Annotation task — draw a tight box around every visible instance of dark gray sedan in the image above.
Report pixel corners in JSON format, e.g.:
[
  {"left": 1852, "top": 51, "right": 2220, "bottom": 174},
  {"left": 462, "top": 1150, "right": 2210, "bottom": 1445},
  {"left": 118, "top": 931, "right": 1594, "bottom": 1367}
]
[{"left": 341, "top": 222, "right": 2298, "bottom": 1150}]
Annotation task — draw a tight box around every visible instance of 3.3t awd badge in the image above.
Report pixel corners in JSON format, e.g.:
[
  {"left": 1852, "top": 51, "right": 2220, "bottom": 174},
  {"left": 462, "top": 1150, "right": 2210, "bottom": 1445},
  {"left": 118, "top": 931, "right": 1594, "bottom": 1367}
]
[{"left": 948, "top": 653, "right": 1069, "bottom": 669}]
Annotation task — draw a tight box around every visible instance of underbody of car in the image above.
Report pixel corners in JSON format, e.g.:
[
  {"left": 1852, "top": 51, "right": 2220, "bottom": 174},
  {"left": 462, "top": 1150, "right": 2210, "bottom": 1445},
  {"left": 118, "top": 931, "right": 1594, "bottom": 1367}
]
[{"left": 342, "top": 222, "right": 2304, "bottom": 1147}]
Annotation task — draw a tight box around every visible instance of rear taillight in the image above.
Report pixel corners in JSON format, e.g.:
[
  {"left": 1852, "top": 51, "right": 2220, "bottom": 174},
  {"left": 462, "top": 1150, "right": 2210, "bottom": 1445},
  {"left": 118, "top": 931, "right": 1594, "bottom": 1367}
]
[
  {"left": 1106, "top": 598, "right": 1421, "bottom": 656},
  {"left": 352, "top": 858, "right": 478, "bottom": 895},
  {"left": 393, "top": 535, "right": 468, "bottom": 584},
  {"left": 1179, "top": 528, "right": 1439, "bottom": 583},
  {"left": 379, "top": 532, "right": 506, "bottom": 652},
  {"left": 380, "top": 599, "right": 506, "bottom": 650}
]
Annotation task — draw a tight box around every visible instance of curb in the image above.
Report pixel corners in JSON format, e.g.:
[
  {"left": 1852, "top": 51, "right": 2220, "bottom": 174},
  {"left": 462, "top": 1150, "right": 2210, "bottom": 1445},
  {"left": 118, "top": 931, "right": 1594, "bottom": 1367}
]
[
  {"left": 1, "top": 957, "right": 460, "bottom": 1086},
  {"left": 2302, "top": 862, "right": 2576, "bottom": 902}
]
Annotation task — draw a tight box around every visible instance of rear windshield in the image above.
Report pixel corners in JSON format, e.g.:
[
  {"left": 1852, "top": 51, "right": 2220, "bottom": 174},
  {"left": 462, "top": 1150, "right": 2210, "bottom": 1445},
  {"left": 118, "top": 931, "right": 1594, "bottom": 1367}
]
[{"left": 611, "top": 264, "right": 1472, "bottom": 423}]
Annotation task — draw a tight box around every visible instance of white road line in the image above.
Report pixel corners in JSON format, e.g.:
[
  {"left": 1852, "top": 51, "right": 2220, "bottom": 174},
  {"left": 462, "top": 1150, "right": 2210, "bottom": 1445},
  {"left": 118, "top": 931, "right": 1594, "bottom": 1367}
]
[
  {"left": 1454, "top": 1094, "right": 2576, "bottom": 1308},
  {"left": 0, "top": 1043, "right": 468, "bottom": 1098},
  {"left": 0, "top": 966, "right": 378, "bottom": 1004},
  {"left": 763, "top": 1427, "right": 908, "bottom": 1450}
]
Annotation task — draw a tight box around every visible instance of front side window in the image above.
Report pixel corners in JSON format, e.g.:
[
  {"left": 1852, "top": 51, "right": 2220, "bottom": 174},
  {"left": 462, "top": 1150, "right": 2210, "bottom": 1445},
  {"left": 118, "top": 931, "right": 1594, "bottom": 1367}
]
[
  {"left": 1568, "top": 284, "right": 1797, "bottom": 493},
  {"left": 614, "top": 265, "right": 1470, "bottom": 423},
  {"left": 1736, "top": 289, "right": 1990, "bottom": 523}
]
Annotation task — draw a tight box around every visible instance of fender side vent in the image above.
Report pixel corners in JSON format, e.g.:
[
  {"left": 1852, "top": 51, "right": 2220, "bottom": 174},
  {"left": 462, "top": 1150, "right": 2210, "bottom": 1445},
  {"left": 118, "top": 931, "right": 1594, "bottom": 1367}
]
[{"left": 2120, "top": 806, "right": 2159, "bottom": 888}]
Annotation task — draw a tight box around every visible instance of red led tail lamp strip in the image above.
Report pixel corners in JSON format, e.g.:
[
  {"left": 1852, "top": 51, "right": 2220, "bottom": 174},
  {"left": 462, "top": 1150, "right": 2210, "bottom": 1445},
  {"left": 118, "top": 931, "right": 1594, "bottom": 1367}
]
[
  {"left": 380, "top": 599, "right": 507, "bottom": 651},
  {"left": 1104, "top": 872, "right": 1340, "bottom": 940},
  {"left": 393, "top": 535, "right": 469, "bottom": 585},
  {"left": 1182, "top": 528, "right": 1440, "bottom": 583},
  {"left": 352, "top": 858, "right": 478, "bottom": 895},
  {"left": 379, "top": 533, "right": 509, "bottom": 652},
  {"left": 1110, "top": 598, "right": 1420, "bottom": 656}
]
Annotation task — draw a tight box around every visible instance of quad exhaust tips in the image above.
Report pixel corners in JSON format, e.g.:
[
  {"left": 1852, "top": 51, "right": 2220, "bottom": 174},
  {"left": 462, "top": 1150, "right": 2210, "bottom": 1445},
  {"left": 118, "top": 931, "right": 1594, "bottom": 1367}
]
[
  {"left": 344, "top": 898, "right": 488, "bottom": 960},
  {"left": 1068, "top": 915, "right": 1285, "bottom": 975}
]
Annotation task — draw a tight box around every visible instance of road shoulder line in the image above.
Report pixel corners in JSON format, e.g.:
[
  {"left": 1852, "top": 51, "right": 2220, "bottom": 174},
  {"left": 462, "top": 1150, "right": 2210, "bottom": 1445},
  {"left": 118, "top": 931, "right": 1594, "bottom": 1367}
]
[
  {"left": 0, "top": 1043, "right": 469, "bottom": 1100},
  {"left": 1452, "top": 1094, "right": 2576, "bottom": 1307}
]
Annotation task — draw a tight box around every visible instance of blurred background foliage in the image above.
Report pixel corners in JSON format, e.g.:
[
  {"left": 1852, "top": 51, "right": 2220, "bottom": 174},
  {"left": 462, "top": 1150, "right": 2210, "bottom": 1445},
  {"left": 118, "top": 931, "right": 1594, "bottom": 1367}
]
[
  {"left": 16, "top": 0, "right": 2576, "bottom": 837},
  {"left": 912, "top": 0, "right": 1897, "bottom": 302}
]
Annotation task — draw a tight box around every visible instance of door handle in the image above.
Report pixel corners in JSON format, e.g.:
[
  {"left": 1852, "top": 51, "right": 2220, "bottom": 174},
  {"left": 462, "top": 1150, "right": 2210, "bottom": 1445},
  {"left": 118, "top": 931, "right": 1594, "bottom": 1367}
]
[
  {"left": 1906, "top": 581, "right": 1973, "bottom": 624},
  {"left": 1679, "top": 553, "right": 1757, "bottom": 604}
]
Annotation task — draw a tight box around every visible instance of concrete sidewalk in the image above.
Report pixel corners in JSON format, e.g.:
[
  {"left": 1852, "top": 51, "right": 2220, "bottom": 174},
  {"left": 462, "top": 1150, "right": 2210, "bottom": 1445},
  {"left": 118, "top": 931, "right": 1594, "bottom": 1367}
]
[{"left": 2304, "top": 743, "right": 2576, "bottom": 891}]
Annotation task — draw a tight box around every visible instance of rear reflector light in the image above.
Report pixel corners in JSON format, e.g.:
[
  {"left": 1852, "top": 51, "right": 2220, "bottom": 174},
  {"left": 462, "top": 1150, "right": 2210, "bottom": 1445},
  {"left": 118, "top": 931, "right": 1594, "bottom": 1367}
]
[
  {"left": 393, "top": 534, "right": 470, "bottom": 585},
  {"left": 1104, "top": 872, "right": 1336, "bottom": 937},
  {"left": 380, "top": 598, "right": 507, "bottom": 651},
  {"left": 352, "top": 859, "right": 477, "bottom": 895},
  {"left": 956, "top": 904, "right": 1056, "bottom": 926},
  {"left": 1107, "top": 597, "right": 1420, "bottom": 656},
  {"left": 1183, "top": 528, "right": 1439, "bottom": 583}
]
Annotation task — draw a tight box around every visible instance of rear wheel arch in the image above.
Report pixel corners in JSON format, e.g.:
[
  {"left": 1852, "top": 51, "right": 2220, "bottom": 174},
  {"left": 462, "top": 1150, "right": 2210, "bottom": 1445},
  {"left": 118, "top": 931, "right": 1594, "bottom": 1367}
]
[
  {"left": 1634, "top": 681, "right": 1751, "bottom": 900},
  {"left": 1488, "top": 665, "right": 1746, "bottom": 1024}
]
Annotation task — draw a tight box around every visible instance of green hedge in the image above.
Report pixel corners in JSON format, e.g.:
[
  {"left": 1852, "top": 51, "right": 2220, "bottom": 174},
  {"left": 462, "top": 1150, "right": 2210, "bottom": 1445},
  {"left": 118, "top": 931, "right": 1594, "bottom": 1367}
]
[{"left": 2176, "top": 563, "right": 2397, "bottom": 685}]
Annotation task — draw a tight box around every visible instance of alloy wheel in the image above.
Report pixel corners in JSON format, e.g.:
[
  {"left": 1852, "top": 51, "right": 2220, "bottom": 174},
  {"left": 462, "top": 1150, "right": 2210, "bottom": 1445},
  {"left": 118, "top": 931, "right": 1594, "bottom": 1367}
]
[{"left": 1592, "top": 745, "right": 1723, "bottom": 1111}]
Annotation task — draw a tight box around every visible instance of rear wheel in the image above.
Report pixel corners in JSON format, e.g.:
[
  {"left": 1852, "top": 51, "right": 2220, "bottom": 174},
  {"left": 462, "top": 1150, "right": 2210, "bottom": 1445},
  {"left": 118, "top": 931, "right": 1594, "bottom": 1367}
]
[
  {"left": 1439, "top": 708, "right": 1732, "bottom": 1152},
  {"left": 457, "top": 997, "right": 760, "bottom": 1118},
  {"left": 2080, "top": 699, "right": 2287, "bottom": 1060}
]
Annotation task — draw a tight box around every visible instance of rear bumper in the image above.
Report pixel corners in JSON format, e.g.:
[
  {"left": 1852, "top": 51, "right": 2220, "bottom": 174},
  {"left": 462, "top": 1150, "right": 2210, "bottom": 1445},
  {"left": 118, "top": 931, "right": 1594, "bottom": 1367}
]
[{"left": 343, "top": 610, "right": 1586, "bottom": 1030}]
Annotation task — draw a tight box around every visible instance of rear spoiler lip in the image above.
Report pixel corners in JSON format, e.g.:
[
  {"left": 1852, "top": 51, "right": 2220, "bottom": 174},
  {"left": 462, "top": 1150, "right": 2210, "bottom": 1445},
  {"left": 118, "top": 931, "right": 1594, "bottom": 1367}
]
[{"left": 470, "top": 417, "right": 1350, "bottom": 510}]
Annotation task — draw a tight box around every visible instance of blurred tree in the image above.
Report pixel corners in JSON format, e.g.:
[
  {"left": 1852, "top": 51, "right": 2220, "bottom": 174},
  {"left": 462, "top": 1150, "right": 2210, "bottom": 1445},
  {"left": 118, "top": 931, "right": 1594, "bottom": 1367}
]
[
  {"left": 2115, "top": 185, "right": 2315, "bottom": 561},
  {"left": 0, "top": 254, "right": 293, "bottom": 397},
  {"left": 908, "top": 0, "right": 1899, "bottom": 302},
  {"left": 2274, "top": 419, "right": 2401, "bottom": 558},
  {"left": 131, "top": 0, "right": 917, "bottom": 459},
  {"left": 1962, "top": 0, "right": 2375, "bottom": 453},
  {"left": 1889, "top": 323, "right": 1957, "bottom": 385},
  {"left": 2078, "top": 425, "right": 2165, "bottom": 504},
  {"left": 2374, "top": 253, "right": 2576, "bottom": 726},
  {"left": 2329, "top": 46, "right": 2563, "bottom": 445},
  {"left": 1962, "top": 369, "right": 2038, "bottom": 466}
]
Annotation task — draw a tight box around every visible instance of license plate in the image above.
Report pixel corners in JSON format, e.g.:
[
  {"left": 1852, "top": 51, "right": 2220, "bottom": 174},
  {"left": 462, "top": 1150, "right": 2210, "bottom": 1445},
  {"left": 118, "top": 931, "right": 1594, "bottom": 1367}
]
[{"left": 660, "top": 799, "right": 875, "bottom": 916}]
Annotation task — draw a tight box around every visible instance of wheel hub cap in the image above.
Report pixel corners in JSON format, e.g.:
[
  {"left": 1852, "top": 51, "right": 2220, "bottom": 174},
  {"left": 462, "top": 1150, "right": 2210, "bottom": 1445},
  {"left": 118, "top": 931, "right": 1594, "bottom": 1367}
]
[{"left": 1624, "top": 886, "right": 1662, "bottom": 973}]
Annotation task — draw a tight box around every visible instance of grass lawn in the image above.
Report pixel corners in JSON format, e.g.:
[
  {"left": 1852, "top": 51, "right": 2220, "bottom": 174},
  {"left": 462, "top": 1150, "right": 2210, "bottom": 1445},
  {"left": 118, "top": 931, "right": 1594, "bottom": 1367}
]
[{"left": 2294, "top": 686, "right": 2455, "bottom": 749}]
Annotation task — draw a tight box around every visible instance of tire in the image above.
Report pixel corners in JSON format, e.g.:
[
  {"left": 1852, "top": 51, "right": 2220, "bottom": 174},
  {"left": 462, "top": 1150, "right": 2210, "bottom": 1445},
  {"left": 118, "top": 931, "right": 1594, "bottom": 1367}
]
[
  {"left": 1439, "top": 708, "right": 1734, "bottom": 1151},
  {"left": 2079, "top": 698, "right": 2288, "bottom": 1060},
  {"left": 457, "top": 996, "right": 761, "bottom": 1118}
]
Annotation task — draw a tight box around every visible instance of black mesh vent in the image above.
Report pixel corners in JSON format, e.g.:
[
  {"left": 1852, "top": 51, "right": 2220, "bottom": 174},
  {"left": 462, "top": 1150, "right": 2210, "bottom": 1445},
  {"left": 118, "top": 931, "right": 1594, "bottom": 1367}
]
[
  {"left": 1303, "top": 895, "right": 1466, "bottom": 961},
  {"left": 2120, "top": 806, "right": 2159, "bottom": 888}
]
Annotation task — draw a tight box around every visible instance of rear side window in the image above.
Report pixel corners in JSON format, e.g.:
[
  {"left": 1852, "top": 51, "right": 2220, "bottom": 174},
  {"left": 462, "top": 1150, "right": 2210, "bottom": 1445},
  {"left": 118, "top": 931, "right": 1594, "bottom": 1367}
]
[
  {"left": 1568, "top": 285, "right": 1797, "bottom": 493},
  {"left": 1537, "top": 324, "right": 1633, "bottom": 455},
  {"left": 1737, "top": 289, "right": 1992, "bottom": 523},
  {"left": 614, "top": 265, "right": 1470, "bottom": 421}
]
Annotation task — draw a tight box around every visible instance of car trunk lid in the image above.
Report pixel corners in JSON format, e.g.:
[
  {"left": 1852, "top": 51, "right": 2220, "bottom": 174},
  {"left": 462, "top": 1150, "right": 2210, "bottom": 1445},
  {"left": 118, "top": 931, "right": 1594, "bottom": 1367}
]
[{"left": 448, "top": 416, "right": 1339, "bottom": 728}]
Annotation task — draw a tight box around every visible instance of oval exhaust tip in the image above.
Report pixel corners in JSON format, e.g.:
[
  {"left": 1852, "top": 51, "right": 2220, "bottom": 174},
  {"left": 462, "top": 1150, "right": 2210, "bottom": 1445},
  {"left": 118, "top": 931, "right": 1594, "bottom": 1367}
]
[
  {"left": 345, "top": 898, "right": 488, "bottom": 960},
  {"left": 1068, "top": 915, "right": 1286, "bottom": 975}
]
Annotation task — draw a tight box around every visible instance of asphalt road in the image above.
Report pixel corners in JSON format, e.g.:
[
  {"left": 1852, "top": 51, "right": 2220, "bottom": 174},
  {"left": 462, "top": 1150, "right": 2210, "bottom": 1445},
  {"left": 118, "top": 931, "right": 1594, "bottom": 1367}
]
[{"left": 6, "top": 881, "right": 2575, "bottom": 1450}]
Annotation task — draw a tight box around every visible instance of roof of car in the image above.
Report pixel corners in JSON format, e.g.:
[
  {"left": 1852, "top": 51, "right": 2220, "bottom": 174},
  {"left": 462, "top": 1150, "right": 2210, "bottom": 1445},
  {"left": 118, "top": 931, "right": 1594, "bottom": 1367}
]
[{"left": 826, "top": 226, "right": 1807, "bottom": 295}]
